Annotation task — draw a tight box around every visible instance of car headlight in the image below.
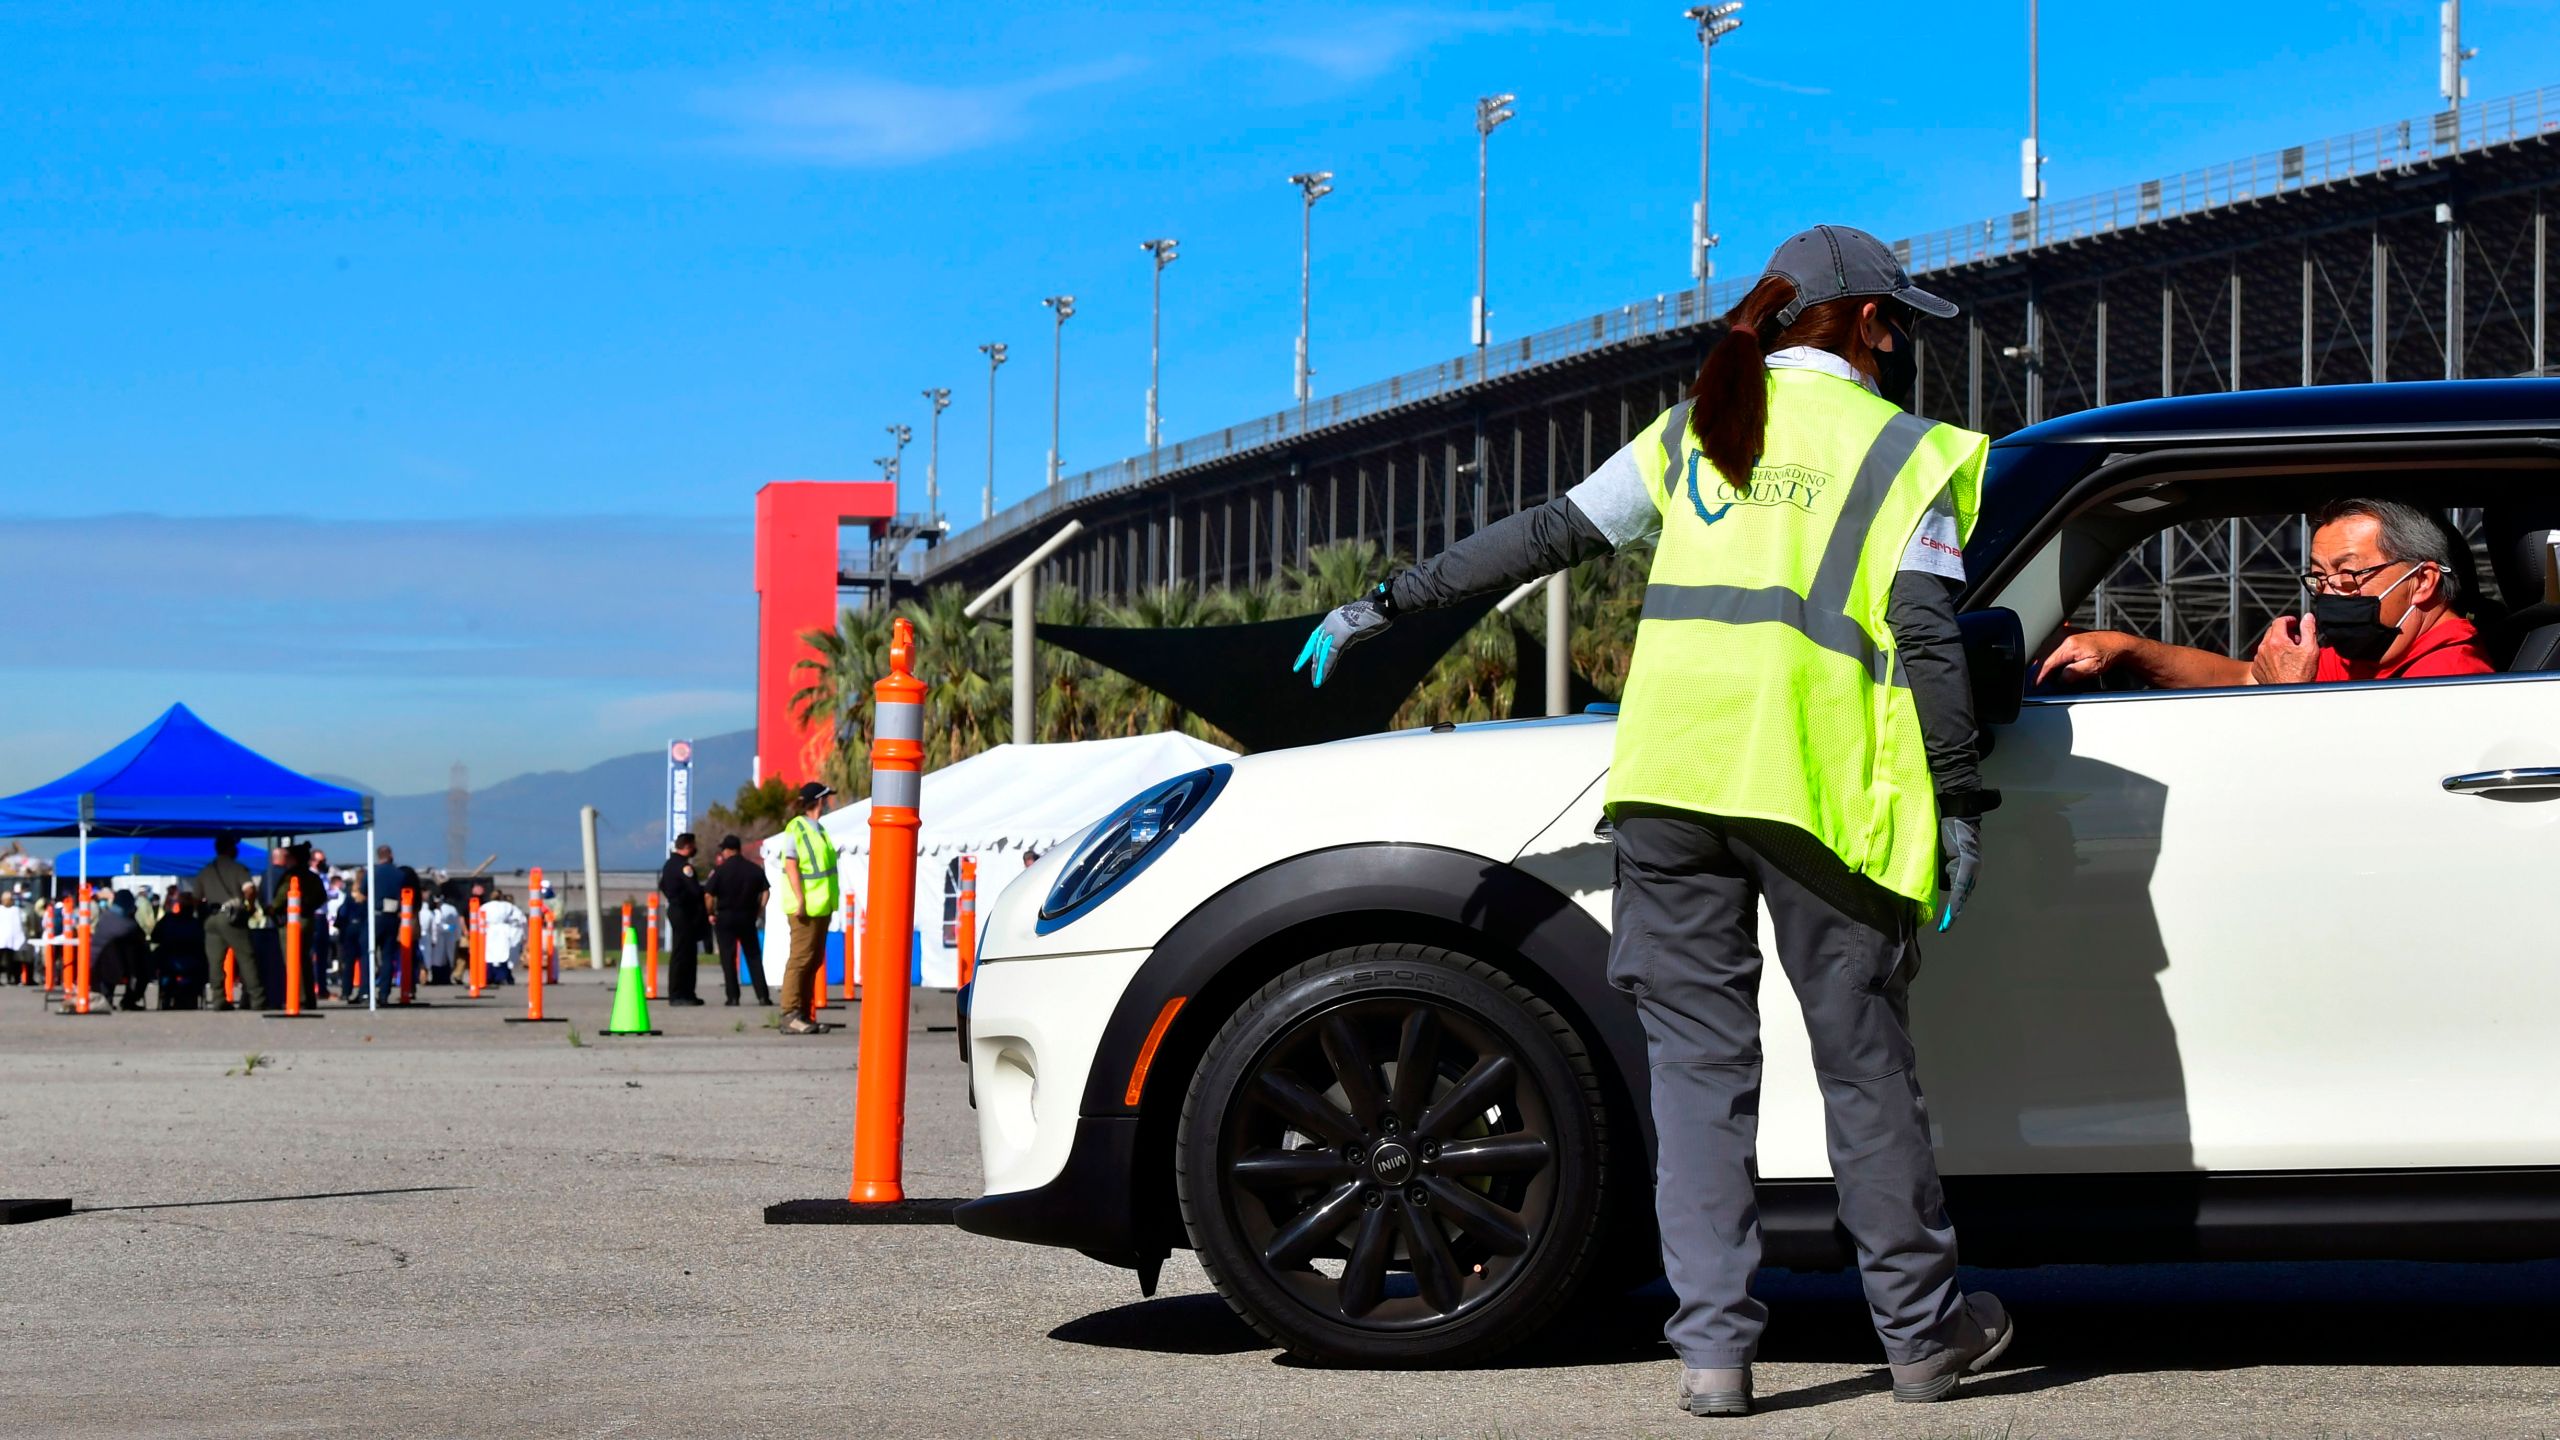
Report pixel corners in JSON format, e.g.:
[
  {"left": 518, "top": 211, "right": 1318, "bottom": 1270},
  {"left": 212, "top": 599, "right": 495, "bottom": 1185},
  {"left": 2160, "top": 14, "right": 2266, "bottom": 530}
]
[{"left": 1036, "top": 765, "right": 1230, "bottom": 933}]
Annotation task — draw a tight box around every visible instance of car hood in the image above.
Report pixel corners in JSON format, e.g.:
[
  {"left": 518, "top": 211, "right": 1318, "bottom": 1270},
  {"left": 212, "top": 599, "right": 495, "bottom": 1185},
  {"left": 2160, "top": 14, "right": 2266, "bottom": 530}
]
[{"left": 978, "top": 715, "right": 1618, "bottom": 961}]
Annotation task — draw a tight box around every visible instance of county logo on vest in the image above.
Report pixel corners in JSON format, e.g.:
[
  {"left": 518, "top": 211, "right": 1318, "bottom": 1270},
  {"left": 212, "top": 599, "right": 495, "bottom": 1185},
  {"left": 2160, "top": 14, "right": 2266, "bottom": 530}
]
[{"left": 1686, "top": 451, "right": 1832, "bottom": 525}]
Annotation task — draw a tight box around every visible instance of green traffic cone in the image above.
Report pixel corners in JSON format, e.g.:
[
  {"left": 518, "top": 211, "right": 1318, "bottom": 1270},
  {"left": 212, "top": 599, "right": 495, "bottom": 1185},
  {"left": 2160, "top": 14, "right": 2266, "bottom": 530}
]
[{"left": 604, "top": 921, "right": 659, "bottom": 1036}]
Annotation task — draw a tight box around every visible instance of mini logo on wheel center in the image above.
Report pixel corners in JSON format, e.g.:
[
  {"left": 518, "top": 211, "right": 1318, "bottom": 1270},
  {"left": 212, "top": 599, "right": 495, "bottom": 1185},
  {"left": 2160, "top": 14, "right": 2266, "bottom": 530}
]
[{"left": 1370, "top": 1142, "right": 1413, "bottom": 1184}]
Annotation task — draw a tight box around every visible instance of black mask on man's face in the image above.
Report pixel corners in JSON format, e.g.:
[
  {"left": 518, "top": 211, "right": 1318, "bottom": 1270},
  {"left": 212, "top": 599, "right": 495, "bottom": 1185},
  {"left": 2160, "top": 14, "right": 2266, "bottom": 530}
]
[
  {"left": 1876, "top": 319, "right": 1917, "bottom": 410},
  {"left": 2309, "top": 562, "right": 2432, "bottom": 662},
  {"left": 2309, "top": 593, "right": 2399, "bottom": 661}
]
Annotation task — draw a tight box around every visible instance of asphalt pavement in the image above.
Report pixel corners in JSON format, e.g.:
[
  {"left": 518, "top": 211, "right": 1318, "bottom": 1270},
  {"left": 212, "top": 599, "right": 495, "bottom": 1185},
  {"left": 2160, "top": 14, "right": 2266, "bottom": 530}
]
[{"left": 4, "top": 972, "right": 2556, "bottom": 1439}]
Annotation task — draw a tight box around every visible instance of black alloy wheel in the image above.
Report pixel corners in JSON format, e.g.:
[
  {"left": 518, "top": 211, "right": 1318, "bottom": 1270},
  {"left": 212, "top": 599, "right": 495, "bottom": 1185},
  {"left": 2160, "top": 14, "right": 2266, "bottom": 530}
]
[{"left": 1176, "top": 943, "right": 1610, "bottom": 1366}]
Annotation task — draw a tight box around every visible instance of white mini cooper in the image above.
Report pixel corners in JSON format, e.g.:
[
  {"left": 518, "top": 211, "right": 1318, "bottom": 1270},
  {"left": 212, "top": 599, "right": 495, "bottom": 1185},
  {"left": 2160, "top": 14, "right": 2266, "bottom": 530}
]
[{"left": 957, "top": 379, "right": 2560, "bottom": 1366}]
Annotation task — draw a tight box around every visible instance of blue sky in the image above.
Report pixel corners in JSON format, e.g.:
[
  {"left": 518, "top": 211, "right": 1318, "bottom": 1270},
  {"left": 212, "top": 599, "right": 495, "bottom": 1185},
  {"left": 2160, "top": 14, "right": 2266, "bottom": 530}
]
[{"left": 5, "top": 0, "right": 2553, "bottom": 795}]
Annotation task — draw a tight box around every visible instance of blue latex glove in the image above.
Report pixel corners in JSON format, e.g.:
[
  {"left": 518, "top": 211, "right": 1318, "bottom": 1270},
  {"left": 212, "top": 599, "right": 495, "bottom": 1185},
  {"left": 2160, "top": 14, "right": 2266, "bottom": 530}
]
[
  {"left": 1935, "top": 815, "right": 1982, "bottom": 933},
  {"left": 1293, "top": 588, "right": 1395, "bottom": 687}
]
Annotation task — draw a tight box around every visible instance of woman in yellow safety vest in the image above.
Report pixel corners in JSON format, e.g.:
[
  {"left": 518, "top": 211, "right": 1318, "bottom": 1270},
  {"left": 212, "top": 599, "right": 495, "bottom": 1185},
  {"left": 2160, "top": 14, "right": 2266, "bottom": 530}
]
[{"left": 1298, "top": 225, "right": 2012, "bottom": 1416}]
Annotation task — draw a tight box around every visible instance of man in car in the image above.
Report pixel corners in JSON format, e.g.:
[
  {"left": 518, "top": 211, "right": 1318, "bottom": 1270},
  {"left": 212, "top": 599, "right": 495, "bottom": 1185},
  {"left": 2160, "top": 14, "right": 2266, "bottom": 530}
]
[{"left": 2038, "top": 498, "right": 2496, "bottom": 688}]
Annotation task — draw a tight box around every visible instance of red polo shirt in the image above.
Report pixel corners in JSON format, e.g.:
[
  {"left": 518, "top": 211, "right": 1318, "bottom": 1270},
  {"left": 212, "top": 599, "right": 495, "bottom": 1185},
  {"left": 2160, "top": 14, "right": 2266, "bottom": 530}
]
[{"left": 2313, "top": 612, "right": 2496, "bottom": 682}]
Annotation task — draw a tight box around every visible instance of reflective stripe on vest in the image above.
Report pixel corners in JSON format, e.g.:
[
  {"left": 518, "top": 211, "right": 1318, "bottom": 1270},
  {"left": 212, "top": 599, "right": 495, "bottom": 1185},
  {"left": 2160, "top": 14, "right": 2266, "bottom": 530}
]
[
  {"left": 1606, "top": 369, "right": 1986, "bottom": 908},
  {"left": 788, "top": 815, "right": 839, "bottom": 917},
  {"left": 1638, "top": 410, "right": 1934, "bottom": 686}
]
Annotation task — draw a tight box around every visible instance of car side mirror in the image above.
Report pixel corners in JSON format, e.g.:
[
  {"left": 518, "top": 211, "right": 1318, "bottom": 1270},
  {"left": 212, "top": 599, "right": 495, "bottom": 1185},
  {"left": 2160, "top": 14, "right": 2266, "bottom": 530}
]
[{"left": 1957, "top": 607, "right": 2025, "bottom": 727}]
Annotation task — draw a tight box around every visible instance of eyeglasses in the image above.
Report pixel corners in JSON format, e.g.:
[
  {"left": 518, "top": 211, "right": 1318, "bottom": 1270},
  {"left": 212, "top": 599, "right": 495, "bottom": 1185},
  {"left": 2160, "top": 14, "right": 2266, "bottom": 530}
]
[{"left": 2297, "top": 560, "right": 2419, "bottom": 595}]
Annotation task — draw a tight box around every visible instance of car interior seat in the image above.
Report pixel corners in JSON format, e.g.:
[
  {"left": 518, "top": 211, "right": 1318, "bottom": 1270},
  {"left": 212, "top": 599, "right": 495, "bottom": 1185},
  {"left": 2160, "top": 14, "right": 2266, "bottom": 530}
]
[{"left": 2478, "top": 503, "right": 2560, "bottom": 671}]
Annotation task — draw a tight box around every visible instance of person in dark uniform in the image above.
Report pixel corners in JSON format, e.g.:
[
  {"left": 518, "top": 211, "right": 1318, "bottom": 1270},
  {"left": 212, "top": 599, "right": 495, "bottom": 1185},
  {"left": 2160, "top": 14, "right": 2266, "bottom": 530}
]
[
  {"left": 704, "top": 834, "right": 772, "bottom": 1007},
  {"left": 151, "top": 891, "right": 208, "bottom": 1009},
  {"left": 193, "top": 834, "right": 261, "bottom": 1010},
  {"left": 658, "top": 832, "right": 709, "bottom": 1005},
  {"left": 369, "top": 845, "right": 419, "bottom": 1002}
]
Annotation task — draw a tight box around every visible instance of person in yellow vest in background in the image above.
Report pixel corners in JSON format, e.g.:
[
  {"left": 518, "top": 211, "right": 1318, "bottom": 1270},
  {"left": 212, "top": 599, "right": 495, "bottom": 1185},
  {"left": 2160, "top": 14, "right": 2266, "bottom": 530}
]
[
  {"left": 1297, "top": 226, "right": 2013, "bottom": 1417},
  {"left": 777, "top": 780, "right": 839, "bottom": 1035}
]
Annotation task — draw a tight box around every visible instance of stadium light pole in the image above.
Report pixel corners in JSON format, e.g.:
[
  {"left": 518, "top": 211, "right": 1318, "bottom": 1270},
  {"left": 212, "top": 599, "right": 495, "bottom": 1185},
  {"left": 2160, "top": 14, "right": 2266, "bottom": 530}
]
[
  {"left": 1041, "top": 295, "right": 1075, "bottom": 494},
  {"left": 1685, "top": 5, "right": 1742, "bottom": 306},
  {"left": 1141, "top": 238, "right": 1179, "bottom": 450},
  {"left": 1290, "top": 171, "right": 1334, "bottom": 417},
  {"left": 921, "top": 388, "right": 951, "bottom": 524},
  {"left": 1474, "top": 94, "right": 1516, "bottom": 360},
  {"left": 977, "top": 342, "right": 1008, "bottom": 522},
  {"left": 885, "top": 423, "right": 912, "bottom": 513}
]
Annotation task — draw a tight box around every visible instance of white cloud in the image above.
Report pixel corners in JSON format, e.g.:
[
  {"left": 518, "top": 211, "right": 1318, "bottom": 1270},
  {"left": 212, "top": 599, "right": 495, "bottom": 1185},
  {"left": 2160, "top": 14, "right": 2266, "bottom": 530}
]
[
  {"left": 1255, "top": 7, "right": 1576, "bottom": 82},
  {"left": 693, "top": 58, "right": 1143, "bottom": 167}
]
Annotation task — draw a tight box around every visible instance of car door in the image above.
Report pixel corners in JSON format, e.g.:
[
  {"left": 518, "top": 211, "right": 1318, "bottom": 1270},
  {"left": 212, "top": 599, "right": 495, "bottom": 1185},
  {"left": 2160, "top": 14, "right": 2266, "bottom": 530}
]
[{"left": 1912, "top": 669, "right": 2560, "bottom": 1177}]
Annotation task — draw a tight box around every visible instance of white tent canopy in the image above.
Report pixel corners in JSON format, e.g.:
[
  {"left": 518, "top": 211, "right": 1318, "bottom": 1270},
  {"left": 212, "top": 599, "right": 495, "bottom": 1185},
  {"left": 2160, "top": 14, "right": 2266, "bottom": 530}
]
[{"left": 761, "top": 732, "right": 1235, "bottom": 989}]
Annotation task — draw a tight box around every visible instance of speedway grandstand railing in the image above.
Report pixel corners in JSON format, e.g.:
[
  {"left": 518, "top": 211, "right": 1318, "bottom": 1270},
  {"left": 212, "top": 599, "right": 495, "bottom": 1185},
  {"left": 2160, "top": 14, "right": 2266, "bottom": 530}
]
[{"left": 922, "top": 81, "right": 2560, "bottom": 580}]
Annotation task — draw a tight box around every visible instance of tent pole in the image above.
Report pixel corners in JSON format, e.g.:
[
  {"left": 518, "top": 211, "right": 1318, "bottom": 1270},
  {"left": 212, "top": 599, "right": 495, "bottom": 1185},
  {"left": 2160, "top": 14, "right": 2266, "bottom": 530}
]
[
  {"left": 367, "top": 824, "right": 378, "bottom": 1013},
  {"left": 77, "top": 818, "right": 88, "bottom": 895}
]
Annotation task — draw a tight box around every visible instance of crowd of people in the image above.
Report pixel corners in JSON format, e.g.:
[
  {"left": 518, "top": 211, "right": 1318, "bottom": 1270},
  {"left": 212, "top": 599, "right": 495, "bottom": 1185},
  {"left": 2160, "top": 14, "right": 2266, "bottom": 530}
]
[{"left": 0, "top": 835, "right": 538, "bottom": 1010}]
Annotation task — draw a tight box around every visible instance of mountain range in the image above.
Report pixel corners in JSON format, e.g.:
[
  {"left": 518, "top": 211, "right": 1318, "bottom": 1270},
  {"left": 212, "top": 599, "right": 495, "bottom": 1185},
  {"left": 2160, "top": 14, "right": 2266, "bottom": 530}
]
[{"left": 356, "top": 729, "right": 757, "bottom": 872}]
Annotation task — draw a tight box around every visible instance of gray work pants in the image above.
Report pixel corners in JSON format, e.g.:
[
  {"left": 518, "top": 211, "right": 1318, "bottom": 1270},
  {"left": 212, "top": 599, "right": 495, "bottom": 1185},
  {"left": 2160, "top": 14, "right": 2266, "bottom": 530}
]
[{"left": 1607, "top": 807, "right": 1962, "bottom": 1368}]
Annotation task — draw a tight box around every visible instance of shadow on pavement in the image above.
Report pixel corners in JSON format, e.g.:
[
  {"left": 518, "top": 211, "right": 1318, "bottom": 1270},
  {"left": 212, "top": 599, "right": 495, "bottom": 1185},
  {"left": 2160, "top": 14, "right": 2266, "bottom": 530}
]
[
  {"left": 1050, "top": 1259, "right": 2560, "bottom": 1379},
  {"left": 1050, "top": 1294, "right": 1270, "bottom": 1356},
  {"left": 76, "top": 1185, "right": 467, "bottom": 1213}
]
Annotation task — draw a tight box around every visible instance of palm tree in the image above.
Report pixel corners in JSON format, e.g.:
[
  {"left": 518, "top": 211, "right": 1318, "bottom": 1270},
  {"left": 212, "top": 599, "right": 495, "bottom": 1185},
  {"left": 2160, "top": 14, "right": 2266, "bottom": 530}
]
[{"left": 790, "top": 605, "right": 892, "bottom": 798}]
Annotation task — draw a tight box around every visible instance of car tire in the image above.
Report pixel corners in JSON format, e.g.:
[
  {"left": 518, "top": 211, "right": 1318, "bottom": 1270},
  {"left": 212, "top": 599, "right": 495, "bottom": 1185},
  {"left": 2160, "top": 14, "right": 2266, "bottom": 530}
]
[{"left": 1175, "top": 943, "right": 1612, "bottom": 1366}]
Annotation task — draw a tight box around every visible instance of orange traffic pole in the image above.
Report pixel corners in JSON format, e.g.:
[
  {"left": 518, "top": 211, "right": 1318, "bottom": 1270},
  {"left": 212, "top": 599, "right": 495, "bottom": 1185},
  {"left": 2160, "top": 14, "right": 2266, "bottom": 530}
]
[
  {"left": 646, "top": 892, "right": 661, "bottom": 999},
  {"left": 849, "top": 615, "right": 928, "bottom": 1204},
  {"left": 283, "top": 876, "right": 305, "bottom": 1016},
  {"left": 397, "top": 887, "right": 417, "bottom": 1005},
  {"left": 957, "top": 856, "right": 979, "bottom": 989},
  {"left": 74, "top": 885, "right": 93, "bottom": 1015},
  {"left": 223, "top": 946, "right": 236, "bottom": 1009},
  {"left": 524, "top": 868, "right": 549, "bottom": 1021},
  {"left": 469, "top": 893, "right": 486, "bottom": 997}
]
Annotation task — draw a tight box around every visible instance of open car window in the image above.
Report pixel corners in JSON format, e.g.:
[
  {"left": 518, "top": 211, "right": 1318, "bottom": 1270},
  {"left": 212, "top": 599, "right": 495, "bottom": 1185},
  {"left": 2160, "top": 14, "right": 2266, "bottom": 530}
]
[{"left": 1981, "top": 456, "right": 2560, "bottom": 691}]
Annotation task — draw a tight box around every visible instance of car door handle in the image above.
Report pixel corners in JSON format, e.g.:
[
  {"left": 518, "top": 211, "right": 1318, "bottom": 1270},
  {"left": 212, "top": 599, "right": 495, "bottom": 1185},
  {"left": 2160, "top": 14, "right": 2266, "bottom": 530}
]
[{"left": 2442, "top": 767, "right": 2560, "bottom": 796}]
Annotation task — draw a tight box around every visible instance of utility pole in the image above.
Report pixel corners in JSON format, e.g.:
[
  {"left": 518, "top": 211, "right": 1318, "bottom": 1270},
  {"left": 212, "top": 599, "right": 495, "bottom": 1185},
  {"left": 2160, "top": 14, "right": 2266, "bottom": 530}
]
[
  {"left": 1290, "top": 171, "right": 1334, "bottom": 416},
  {"left": 1474, "top": 94, "right": 1515, "bottom": 359},
  {"left": 921, "top": 388, "right": 951, "bottom": 524},
  {"left": 2441, "top": 1, "right": 2476, "bottom": 144},
  {"left": 1040, "top": 296, "right": 1075, "bottom": 493},
  {"left": 1685, "top": 5, "right": 1742, "bottom": 305},
  {"left": 1141, "top": 238, "right": 1179, "bottom": 450},
  {"left": 976, "top": 342, "right": 1008, "bottom": 522}
]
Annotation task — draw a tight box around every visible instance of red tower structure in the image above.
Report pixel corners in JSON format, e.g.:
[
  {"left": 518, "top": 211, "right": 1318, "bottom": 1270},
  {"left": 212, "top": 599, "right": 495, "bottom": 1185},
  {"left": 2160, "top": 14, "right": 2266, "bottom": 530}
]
[{"left": 753, "top": 480, "right": 905, "bottom": 790}]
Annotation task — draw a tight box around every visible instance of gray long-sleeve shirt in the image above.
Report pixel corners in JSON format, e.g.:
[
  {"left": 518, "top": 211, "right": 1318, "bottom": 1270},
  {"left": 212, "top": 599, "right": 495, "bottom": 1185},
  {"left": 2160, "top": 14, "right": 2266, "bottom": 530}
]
[{"left": 1384, "top": 351, "right": 1983, "bottom": 798}]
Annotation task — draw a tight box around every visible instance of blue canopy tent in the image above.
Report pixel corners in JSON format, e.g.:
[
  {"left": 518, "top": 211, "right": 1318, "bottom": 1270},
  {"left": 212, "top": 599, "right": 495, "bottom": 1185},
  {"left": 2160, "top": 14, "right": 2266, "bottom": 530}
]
[
  {"left": 0, "top": 704, "right": 380, "bottom": 1009},
  {"left": 54, "top": 837, "right": 270, "bottom": 879}
]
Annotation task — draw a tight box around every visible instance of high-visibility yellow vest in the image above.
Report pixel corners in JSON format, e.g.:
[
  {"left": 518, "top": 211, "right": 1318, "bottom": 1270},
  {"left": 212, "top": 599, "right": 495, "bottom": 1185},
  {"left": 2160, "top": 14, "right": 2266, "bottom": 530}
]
[
  {"left": 1605, "top": 367, "right": 1987, "bottom": 908},
  {"left": 787, "top": 815, "right": 840, "bottom": 918}
]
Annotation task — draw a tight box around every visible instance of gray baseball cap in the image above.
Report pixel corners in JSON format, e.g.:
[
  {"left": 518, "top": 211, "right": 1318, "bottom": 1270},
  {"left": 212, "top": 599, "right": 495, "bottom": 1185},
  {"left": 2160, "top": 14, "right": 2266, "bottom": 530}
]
[{"left": 1766, "top": 224, "right": 1958, "bottom": 327}]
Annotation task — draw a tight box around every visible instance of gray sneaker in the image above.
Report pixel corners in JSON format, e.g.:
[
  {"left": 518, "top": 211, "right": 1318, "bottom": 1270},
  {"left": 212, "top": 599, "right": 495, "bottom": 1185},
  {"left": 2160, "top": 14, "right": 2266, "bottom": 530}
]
[
  {"left": 1889, "top": 1292, "right": 2015, "bottom": 1403},
  {"left": 1678, "top": 1366, "right": 1750, "bottom": 1417},
  {"left": 779, "top": 1011, "right": 821, "bottom": 1035}
]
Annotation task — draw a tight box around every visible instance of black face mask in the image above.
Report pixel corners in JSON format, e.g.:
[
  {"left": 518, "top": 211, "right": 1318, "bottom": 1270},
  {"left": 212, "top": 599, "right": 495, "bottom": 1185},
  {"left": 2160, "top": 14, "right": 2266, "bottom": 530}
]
[
  {"left": 1876, "top": 319, "right": 1917, "bottom": 410},
  {"left": 2309, "top": 563, "right": 2431, "bottom": 662},
  {"left": 2309, "top": 593, "right": 2399, "bottom": 662}
]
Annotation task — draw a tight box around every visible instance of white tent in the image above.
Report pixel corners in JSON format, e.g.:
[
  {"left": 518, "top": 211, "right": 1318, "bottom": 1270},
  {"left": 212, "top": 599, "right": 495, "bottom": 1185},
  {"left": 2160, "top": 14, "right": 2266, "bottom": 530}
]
[{"left": 760, "top": 732, "right": 1234, "bottom": 990}]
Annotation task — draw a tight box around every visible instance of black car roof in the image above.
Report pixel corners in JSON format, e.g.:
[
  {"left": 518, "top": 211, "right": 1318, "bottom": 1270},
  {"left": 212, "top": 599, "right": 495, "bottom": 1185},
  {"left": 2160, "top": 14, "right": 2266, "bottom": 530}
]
[{"left": 1992, "top": 378, "right": 2560, "bottom": 450}]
